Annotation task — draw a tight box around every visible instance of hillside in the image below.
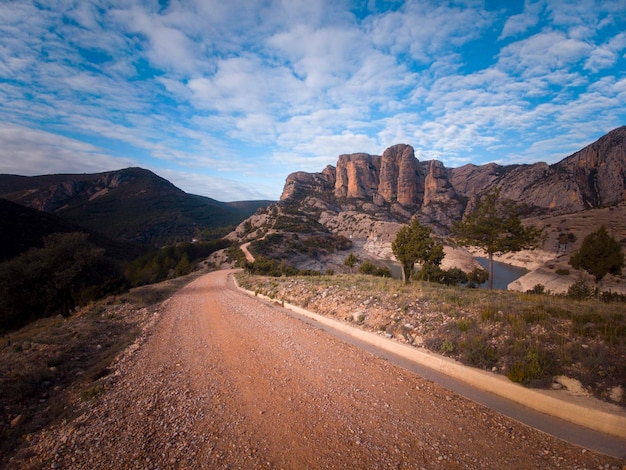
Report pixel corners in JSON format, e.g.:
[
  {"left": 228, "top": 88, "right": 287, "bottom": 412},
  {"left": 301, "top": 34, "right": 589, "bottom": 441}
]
[
  {"left": 0, "top": 168, "right": 272, "bottom": 246},
  {"left": 222, "top": 127, "right": 626, "bottom": 293},
  {"left": 0, "top": 198, "right": 144, "bottom": 263}
]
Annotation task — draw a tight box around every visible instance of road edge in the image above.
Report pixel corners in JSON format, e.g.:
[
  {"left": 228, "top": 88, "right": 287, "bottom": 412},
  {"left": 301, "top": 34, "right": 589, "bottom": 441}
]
[{"left": 233, "top": 275, "right": 626, "bottom": 441}]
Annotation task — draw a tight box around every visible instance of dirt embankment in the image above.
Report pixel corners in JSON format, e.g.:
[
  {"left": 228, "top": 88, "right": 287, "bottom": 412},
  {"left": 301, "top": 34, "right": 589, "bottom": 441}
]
[{"left": 12, "top": 270, "right": 625, "bottom": 469}]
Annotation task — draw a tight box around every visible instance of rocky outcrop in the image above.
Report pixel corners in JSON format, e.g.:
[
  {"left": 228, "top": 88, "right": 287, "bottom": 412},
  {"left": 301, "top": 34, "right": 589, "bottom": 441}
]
[
  {"left": 280, "top": 126, "right": 626, "bottom": 226},
  {"left": 378, "top": 144, "right": 421, "bottom": 205},
  {"left": 280, "top": 166, "right": 335, "bottom": 201},
  {"left": 333, "top": 154, "right": 380, "bottom": 199},
  {"left": 553, "top": 126, "right": 626, "bottom": 208}
]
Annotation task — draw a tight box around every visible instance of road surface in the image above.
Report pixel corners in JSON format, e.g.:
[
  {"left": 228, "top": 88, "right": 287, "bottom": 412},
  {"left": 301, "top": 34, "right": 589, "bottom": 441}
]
[{"left": 20, "top": 270, "right": 624, "bottom": 469}]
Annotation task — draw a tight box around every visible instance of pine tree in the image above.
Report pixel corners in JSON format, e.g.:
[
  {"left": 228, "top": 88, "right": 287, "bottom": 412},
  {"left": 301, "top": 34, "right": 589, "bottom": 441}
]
[
  {"left": 453, "top": 187, "right": 543, "bottom": 289},
  {"left": 570, "top": 225, "right": 624, "bottom": 290},
  {"left": 392, "top": 217, "right": 444, "bottom": 284}
]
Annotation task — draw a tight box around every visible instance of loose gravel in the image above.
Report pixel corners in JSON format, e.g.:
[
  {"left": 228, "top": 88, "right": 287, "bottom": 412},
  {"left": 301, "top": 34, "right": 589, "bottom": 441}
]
[{"left": 13, "top": 270, "right": 625, "bottom": 469}]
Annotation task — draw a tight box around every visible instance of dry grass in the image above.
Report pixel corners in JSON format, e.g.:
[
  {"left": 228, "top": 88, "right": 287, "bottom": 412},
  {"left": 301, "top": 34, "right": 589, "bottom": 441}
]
[{"left": 237, "top": 272, "right": 626, "bottom": 405}]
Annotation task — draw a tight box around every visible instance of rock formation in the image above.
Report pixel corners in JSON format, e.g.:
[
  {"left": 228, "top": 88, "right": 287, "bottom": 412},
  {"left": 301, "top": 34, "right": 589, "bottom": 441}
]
[
  {"left": 334, "top": 153, "right": 379, "bottom": 199},
  {"left": 280, "top": 126, "right": 626, "bottom": 225}
]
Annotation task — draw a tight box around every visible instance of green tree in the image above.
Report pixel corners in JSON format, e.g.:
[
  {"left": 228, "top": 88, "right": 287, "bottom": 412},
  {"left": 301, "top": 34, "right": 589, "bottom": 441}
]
[
  {"left": 344, "top": 253, "right": 359, "bottom": 273},
  {"left": 452, "top": 187, "right": 543, "bottom": 289},
  {"left": 557, "top": 232, "right": 576, "bottom": 253},
  {"left": 569, "top": 225, "right": 624, "bottom": 291},
  {"left": 39, "top": 233, "right": 105, "bottom": 317},
  {"left": 358, "top": 259, "right": 378, "bottom": 275},
  {"left": 0, "top": 232, "right": 107, "bottom": 330},
  {"left": 392, "top": 217, "right": 444, "bottom": 284}
]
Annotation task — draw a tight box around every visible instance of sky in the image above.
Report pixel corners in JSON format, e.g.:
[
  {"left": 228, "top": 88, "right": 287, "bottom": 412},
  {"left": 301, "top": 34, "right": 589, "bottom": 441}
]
[{"left": 1, "top": 1, "right": 625, "bottom": 202}]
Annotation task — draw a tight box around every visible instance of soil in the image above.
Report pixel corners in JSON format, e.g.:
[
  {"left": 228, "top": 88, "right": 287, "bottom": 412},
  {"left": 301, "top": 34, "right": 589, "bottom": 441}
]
[{"left": 9, "top": 270, "right": 625, "bottom": 469}]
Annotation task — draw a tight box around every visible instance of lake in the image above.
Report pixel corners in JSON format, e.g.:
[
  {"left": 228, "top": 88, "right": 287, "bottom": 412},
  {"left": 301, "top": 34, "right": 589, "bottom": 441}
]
[
  {"left": 475, "top": 257, "right": 528, "bottom": 290},
  {"left": 383, "top": 258, "right": 528, "bottom": 290}
]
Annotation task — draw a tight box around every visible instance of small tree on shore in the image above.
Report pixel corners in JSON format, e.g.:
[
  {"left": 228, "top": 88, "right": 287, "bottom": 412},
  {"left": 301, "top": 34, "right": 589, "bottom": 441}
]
[
  {"left": 344, "top": 253, "right": 359, "bottom": 273},
  {"left": 569, "top": 225, "right": 624, "bottom": 293},
  {"left": 392, "top": 217, "right": 444, "bottom": 284},
  {"left": 452, "top": 187, "right": 543, "bottom": 289}
]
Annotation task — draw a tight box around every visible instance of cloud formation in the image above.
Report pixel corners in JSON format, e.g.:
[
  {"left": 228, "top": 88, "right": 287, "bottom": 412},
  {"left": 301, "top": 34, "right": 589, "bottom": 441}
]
[{"left": 0, "top": 0, "right": 624, "bottom": 200}]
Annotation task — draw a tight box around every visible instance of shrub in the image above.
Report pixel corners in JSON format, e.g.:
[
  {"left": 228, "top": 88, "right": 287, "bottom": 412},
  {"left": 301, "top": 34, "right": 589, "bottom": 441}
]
[
  {"left": 358, "top": 260, "right": 392, "bottom": 277},
  {"left": 507, "top": 349, "right": 554, "bottom": 386},
  {"left": 567, "top": 279, "right": 594, "bottom": 300},
  {"left": 526, "top": 284, "right": 545, "bottom": 294},
  {"left": 457, "top": 318, "right": 471, "bottom": 332},
  {"left": 461, "top": 334, "right": 497, "bottom": 369},
  {"left": 440, "top": 339, "right": 454, "bottom": 353},
  {"left": 480, "top": 306, "right": 499, "bottom": 322}
]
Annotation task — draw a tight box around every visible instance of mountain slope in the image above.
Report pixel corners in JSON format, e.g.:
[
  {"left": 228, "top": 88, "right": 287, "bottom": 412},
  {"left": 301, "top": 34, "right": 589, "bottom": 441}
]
[
  {"left": 0, "top": 168, "right": 272, "bottom": 245},
  {"left": 0, "top": 198, "right": 144, "bottom": 262}
]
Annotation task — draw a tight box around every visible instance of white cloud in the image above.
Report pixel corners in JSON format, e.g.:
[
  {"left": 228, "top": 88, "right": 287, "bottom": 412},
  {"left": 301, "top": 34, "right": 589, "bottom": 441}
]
[
  {"left": 499, "top": 0, "right": 543, "bottom": 39},
  {"left": 158, "top": 168, "right": 276, "bottom": 202},
  {"left": 368, "top": 1, "right": 492, "bottom": 63},
  {"left": 498, "top": 31, "right": 592, "bottom": 77},
  {"left": 0, "top": 123, "right": 136, "bottom": 175}
]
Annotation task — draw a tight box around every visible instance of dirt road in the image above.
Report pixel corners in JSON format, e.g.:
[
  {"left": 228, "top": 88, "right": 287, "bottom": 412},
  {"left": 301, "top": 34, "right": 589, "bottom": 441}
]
[{"left": 20, "top": 270, "right": 624, "bottom": 469}]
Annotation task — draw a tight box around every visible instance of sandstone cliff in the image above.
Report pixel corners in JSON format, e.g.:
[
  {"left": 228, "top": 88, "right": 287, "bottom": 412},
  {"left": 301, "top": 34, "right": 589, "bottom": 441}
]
[{"left": 280, "top": 126, "right": 626, "bottom": 224}]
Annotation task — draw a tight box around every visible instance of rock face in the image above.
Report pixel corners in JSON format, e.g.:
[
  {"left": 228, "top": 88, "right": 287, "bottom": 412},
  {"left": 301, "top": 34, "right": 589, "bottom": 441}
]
[
  {"left": 280, "top": 126, "right": 626, "bottom": 226},
  {"left": 378, "top": 144, "right": 421, "bottom": 205},
  {"left": 281, "top": 166, "right": 335, "bottom": 201},
  {"left": 334, "top": 154, "right": 379, "bottom": 199}
]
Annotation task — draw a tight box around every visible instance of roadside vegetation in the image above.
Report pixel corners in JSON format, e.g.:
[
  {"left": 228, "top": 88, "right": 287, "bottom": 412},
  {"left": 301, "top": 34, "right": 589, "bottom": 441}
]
[
  {"left": 0, "top": 272, "right": 203, "bottom": 466},
  {"left": 0, "top": 232, "right": 230, "bottom": 333},
  {"left": 236, "top": 271, "right": 626, "bottom": 405}
]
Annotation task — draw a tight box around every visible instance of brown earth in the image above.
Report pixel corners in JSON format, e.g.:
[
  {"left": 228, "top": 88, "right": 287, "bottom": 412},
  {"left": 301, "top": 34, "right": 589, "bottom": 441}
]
[{"left": 11, "top": 270, "right": 625, "bottom": 469}]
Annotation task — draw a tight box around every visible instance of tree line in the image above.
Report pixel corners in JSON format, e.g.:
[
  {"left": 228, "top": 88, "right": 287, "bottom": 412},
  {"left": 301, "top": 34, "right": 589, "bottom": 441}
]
[
  {"left": 0, "top": 234, "right": 230, "bottom": 332},
  {"left": 391, "top": 187, "right": 624, "bottom": 292}
]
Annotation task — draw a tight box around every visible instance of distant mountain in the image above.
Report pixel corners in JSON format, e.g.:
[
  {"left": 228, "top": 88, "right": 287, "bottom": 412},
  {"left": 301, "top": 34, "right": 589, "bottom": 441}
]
[{"left": 0, "top": 167, "right": 272, "bottom": 246}]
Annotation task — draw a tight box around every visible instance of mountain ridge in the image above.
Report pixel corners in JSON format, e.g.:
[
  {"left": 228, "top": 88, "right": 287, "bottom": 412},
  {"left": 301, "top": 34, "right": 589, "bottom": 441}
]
[
  {"left": 0, "top": 167, "right": 272, "bottom": 247},
  {"left": 281, "top": 126, "right": 626, "bottom": 228}
]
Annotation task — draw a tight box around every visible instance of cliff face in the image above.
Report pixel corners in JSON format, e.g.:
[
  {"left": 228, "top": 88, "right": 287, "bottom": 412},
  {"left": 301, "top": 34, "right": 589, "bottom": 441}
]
[
  {"left": 280, "top": 165, "right": 336, "bottom": 201},
  {"left": 334, "top": 154, "right": 380, "bottom": 199},
  {"left": 280, "top": 126, "right": 626, "bottom": 226},
  {"left": 377, "top": 144, "right": 421, "bottom": 205}
]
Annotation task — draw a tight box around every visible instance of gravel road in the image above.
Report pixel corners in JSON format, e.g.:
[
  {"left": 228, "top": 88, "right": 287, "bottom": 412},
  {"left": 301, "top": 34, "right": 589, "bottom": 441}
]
[{"left": 19, "top": 270, "right": 624, "bottom": 469}]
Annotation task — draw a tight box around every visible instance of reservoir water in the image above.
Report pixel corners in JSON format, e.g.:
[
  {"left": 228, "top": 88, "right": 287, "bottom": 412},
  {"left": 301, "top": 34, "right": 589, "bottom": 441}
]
[
  {"left": 383, "top": 258, "right": 528, "bottom": 290},
  {"left": 475, "top": 257, "right": 528, "bottom": 290}
]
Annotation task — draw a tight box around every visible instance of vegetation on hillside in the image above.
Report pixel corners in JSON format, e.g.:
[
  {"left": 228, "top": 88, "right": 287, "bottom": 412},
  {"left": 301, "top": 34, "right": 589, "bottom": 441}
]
[
  {"left": 249, "top": 232, "right": 351, "bottom": 260},
  {"left": 0, "top": 233, "right": 125, "bottom": 332},
  {"left": 123, "top": 239, "right": 230, "bottom": 287},
  {"left": 237, "top": 272, "right": 626, "bottom": 403},
  {"left": 0, "top": 232, "right": 230, "bottom": 332}
]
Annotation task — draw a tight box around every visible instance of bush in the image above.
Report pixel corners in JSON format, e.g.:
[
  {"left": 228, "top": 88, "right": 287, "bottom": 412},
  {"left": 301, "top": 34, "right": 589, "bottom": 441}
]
[
  {"left": 567, "top": 279, "right": 594, "bottom": 300},
  {"left": 358, "top": 260, "right": 391, "bottom": 277},
  {"left": 526, "top": 284, "right": 545, "bottom": 294},
  {"left": 461, "top": 334, "right": 498, "bottom": 369},
  {"left": 507, "top": 349, "right": 553, "bottom": 386}
]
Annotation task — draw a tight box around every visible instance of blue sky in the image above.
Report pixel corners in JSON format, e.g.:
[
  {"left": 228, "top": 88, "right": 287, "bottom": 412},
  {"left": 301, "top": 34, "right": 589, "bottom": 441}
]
[{"left": 1, "top": 0, "right": 625, "bottom": 201}]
